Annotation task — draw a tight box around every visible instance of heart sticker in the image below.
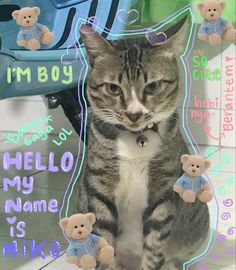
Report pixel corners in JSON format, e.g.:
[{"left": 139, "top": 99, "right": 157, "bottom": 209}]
[
  {"left": 61, "top": 44, "right": 79, "bottom": 65},
  {"left": 6, "top": 216, "right": 17, "bottom": 224},
  {"left": 87, "top": 16, "right": 99, "bottom": 30},
  {"left": 146, "top": 30, "right": 168, "bottom": 46},
  {"left": 117, "top": 9, "right": 139, "bottom": 25}
]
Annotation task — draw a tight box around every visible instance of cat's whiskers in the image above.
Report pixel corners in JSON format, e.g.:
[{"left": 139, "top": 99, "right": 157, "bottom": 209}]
[
  {"left": 93, "top": 109, "right": 121, "bottom": 118},
  {"left": 94, "top": 117, "right": 114, "bottom": 124}
]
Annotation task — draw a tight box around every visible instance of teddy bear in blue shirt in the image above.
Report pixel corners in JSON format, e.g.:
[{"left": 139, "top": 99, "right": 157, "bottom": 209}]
[
  {"left": 12, "top": 7, "right": 54, "bottom": 51},
  {"left": 59, "top": 213, "right": 114, "bottom": 270},
  {"left": 174, "top": 154, "right": 213, "bottom": 203},
  {"left": 198, "top": 0, "right": 236, "bottom": 45}
]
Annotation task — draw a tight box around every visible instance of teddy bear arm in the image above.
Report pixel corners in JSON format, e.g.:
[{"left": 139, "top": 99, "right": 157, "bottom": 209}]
[
  {"left": 173, "top": 176, "right": 185, "bottom": 193},
  {"left": 201, "top": 183, "right": 211, "bottom": 191},
  {"left": 198, "top": 33, "right": 209, "bottom": 41},
  {"left": 41, "top": 25, "right": 50, "bottom": 34},
  {"left": 199, "top": 24, "right": 208, "bottom": 35},
  {"left": 223, "top": 22, "right": 234, "bottom": 30},
  {"left": 17, "top": 39, "right": 27, "bottom": 47},
  {"left": 39, "top": 25, "right": 54, "bottom": 45},
  {"left": 98, "top": 238, "right": 108, "bottom": 248},
  {"left": 96, "top": 238, "right": 108, "bottom": 259},
  {"left": 66, "top": 245, "right": 78, "bottom": 258},
  {"left": 16, "top": 30, "right": 26, "bottom": 46},
  {"left": 173, "top": 185, "right": 183, "bottom": 194},
  {"left": 97, "top": 238, "right": 114, "bottom": 263},
  {"left": 196, "top": 180, "right": 213, "bottom": 203}
]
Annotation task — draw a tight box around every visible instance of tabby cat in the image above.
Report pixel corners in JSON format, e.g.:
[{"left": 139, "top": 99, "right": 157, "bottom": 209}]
[{"left": 76, "top": 23, "right": 210, "bottom": 270}]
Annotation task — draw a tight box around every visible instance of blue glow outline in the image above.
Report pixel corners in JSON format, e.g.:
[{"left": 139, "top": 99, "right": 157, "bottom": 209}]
[{"left": 63, "top": 6, "right": 217, "bottom": 269}]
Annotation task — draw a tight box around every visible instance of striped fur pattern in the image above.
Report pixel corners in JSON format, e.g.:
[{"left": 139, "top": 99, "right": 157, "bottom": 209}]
[{"left": 76, "top": 25, "right": 210, "bottom": 270}]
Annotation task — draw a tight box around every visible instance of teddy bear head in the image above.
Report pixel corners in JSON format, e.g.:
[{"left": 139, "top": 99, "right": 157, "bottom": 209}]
[
  {"left": 198, "top": 0, "right": 226, "bottom": 21},
  {"left": 181, "top": 154, "right": 211, "bottom": 178},
  {"left": 59, "top": 213, "right": 96, "bottom": 240},
  {"left": 12, "top": 7, "right": 40, "bottom": 28}
]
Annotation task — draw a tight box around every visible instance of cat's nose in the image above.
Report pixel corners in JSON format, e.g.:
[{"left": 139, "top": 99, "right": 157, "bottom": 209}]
[{"left": 126, "top": 112, "right": 142, "bottom": 122}]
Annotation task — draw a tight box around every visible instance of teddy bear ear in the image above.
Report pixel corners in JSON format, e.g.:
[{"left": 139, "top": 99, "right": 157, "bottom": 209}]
[
  {"left": 181, "top": 154, "right": 190, "bottom": 164},
  {"left": 197, "top": 3, "right": 205, "bottom": 11},
  {"left": 12, "top": 10, "right": 20, "bottom": 20},
  {"left": 85, "top": 213, "right": 96, "bottom": 225},
  {"left": 203, "top": 159, "right": 211, "bottom": 170},
  {"left": 59, "top": 218, "right": 69, "bottom": 230},
  {"left": 219, "top": 1, "right": 226, "bottom": 10},
  {"left": 33, "top": 7, "right": 41, "bottom": 16}
]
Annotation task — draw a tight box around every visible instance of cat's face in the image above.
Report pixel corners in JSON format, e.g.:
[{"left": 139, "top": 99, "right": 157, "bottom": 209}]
[{"left": 80, "top": 24, "right": 187, "bottom": 132}]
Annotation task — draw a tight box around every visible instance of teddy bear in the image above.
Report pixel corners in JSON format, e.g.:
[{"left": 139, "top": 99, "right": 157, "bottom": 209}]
[
  {"left": 59, "top": 213, "right": 114, "bottom": 270},
  {"left": 12, "top": 7, "right": 54, "bottom": 51},
  {"left": 173, "top": 154, "right": 213, "bottom": 203},
  {"left": 198, "top": 0, "right": 236, "bottom": 45}
]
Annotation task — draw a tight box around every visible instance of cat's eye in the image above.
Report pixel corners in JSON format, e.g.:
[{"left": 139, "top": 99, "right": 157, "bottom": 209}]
[
  {"left": 81, "top": 224, "right": 84, "bottom": 227},
  {"left": 208, "top": 9, "right": 211, "bottom": 11},
  {"left": 213, "top": 9, "right": 216, "bottom": 11},
  {"left": 74, "top": 226, "right": 78, "bottom": 228},
  {"left": 192, "top": 164, "right": 194, "bottom": 167},
  {"left": 197, "top": 165, "right": 199, "bottom": 168},
  {"left": 144, "top": 82, "right": 160, "bottom": 96},
  {"left": 107, "top": 84, "right": 122, "bottom": 96}
]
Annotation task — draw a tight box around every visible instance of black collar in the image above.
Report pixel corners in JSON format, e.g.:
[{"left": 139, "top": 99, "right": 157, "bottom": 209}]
[
  {"left": 115, "top": 122, "right": 161, "bottom": 136},
  {"left": 92, "top": 113, "right": 163, "bottom": 141}
]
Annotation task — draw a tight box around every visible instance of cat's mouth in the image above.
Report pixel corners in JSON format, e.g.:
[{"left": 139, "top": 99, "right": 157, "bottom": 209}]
[
  {"left": 117, "top": 121, "right": 156, "bottom": 133},
  {"left": 128, "top": 123, "right": 142, "bottom": 130},
  {"left": 118, "top": 114, "right": 156, "bottom": 132}
]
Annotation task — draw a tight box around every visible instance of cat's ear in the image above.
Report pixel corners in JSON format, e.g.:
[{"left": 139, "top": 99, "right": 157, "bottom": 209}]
[
  {"left": 159, "top": 18, "right": 190, "bottom": 56},
  {"left": 80, "top": 24, "right": 115, "bottom": 67}
]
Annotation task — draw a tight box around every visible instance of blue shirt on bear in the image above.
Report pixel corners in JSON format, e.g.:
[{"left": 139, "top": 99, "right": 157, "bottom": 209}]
[
  {"left": 66, "top": 234, "right": 101, "bottom": 258},
  {"left": 175, "top": 173, "right": 208, "bottom": 194},
  {"left": 199, "top": 18, "right": 228, "bottom": 37},
  {"left": 17, "top": 23, "right": 45, "bottom": 41}
]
